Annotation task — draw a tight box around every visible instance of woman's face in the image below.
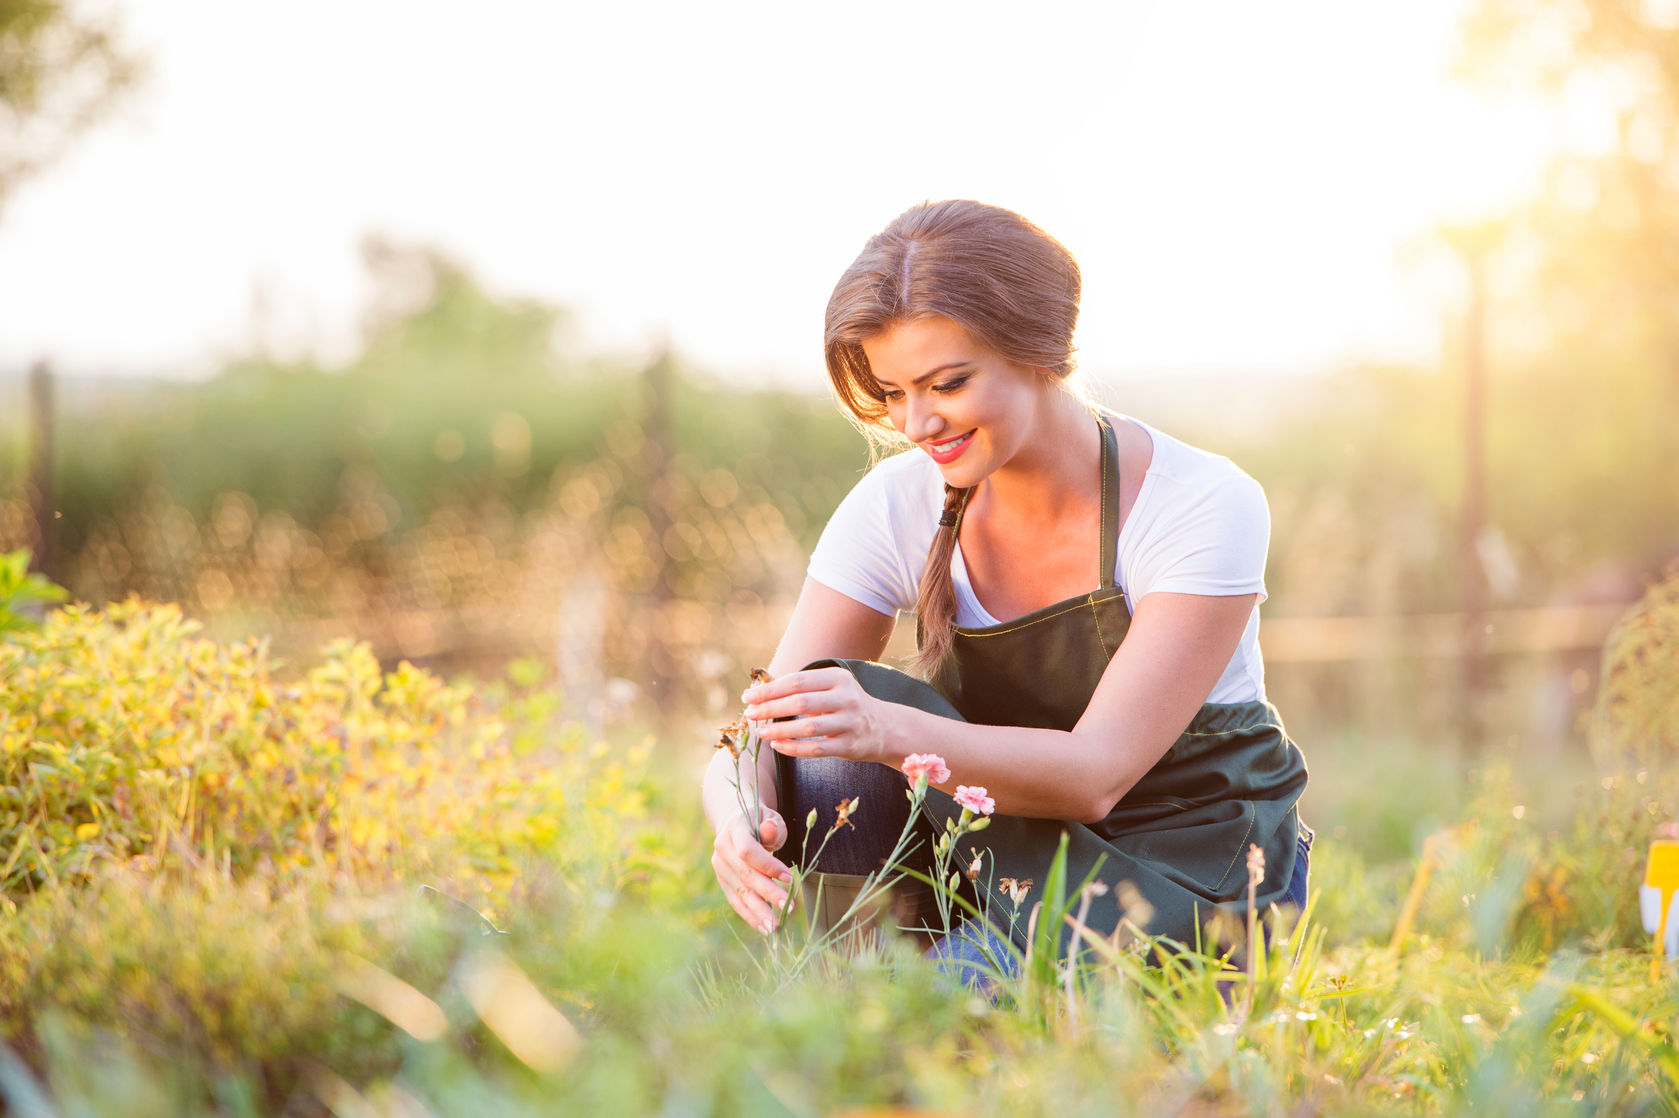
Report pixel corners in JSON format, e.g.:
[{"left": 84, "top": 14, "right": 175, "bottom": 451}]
[{"left": 861, "top": 316, "right": 1050, "bottom": 489}]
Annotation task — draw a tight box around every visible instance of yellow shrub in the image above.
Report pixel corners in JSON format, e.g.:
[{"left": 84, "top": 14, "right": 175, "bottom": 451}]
[
  {"left": 0, "top": 599, "right": 688, "bottom": 1100},
  {"left": 0, "top": 599, "right": 656, "bottom": 904},
  {"left": 0, "top": 866, "right": 418, "bottom": 1072}
]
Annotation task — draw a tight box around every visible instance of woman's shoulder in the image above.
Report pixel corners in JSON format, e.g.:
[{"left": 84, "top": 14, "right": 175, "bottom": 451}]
[
  {"left": 1108, "top": 411, "right": 1263, "bottom": 495},
  {"left": 819, "top": 446, "right": 943, "bottom": 555},
  {"left": 809, "top": 446, "right": 940, "bottom": 617}
]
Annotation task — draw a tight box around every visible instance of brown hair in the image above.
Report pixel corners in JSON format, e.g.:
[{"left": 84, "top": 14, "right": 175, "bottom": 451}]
[{"left": 823, "top": 200, "right": 1082, "bottom": 677}]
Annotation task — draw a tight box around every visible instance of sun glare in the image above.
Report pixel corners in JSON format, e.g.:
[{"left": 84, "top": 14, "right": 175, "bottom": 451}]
[{"left": 0, "top": 0, "right": 1579, "bottom": 384}]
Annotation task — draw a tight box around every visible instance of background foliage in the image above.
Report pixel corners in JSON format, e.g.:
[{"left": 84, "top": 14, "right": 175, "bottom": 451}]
[
  {"left": 0, "top": 0, "right": 138, "bottom": 213},
  {"left": 3, "top": 2, "right": 1679, "bottom": 1112},
  {"left": 4, "top": 231, "right": 1674, "bottom": 745},
  {"left": 0, "top": 593, "right": 1675, "bottom": 1115}
]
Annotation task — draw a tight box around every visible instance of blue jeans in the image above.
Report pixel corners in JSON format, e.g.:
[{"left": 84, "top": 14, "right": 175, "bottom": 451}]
[{"left": 927, "top": 827, "right": 1314, "bottom": 985}]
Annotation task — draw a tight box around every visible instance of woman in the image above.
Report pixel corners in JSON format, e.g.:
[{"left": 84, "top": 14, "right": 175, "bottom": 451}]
[{"left": 702, "top": 200, "right": 1309, "bottom": 959}]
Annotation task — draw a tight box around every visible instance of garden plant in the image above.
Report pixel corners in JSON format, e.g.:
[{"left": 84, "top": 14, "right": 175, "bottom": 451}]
[{"left": 0, "top": 565, "right": 1677, "bottom": 1115}]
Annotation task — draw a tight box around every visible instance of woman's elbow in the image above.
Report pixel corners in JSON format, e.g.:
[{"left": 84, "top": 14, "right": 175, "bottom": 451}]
[
  {"left": 1067, "top": 778, "right": 1121, "bottom": 822},
  {"left": 1072, "top": 788, "right": 1123, "bottom": 825},
  {"left": 1065, "top": 739, "right": 1134, "bottom": 823}
]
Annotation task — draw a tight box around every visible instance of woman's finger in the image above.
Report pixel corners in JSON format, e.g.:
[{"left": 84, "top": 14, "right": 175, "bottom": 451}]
[
  {"left": 741, "top": 835, "right": 793, "bottom": 880},
  {"left": 726, "top": 874, "right": 775, "bottom": 933},
  {"left": 757, "top": 812, "right": 789, "bottom": 854},
  {"left": 741, "top": 865, "right": 790, "bottom": 911},
  {"left": 768, "top": 736, "right": 832, "bottom": 759},
  {"left": 752, "top": 714, "right": 839, "bottom": 742},
  {"left": 741, "top": 667, "right": 851, "bottom": 709},
  {"left": 742, "top": 692, "right": 829, "bottom": 723},
  {"left": 729, "top": 867, "right": 790, "bottom": 932},
  {"left": 721, "top": 812, "right": 792, "bottom": 885},
  {"left": 713, "top": 840, "right": 790, "bottom": 934}
]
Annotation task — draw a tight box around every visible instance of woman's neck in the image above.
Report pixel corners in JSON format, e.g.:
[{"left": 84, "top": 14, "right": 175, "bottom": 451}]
[{"left": 976, "top": 389, "right": 1102, "bottom": 521}]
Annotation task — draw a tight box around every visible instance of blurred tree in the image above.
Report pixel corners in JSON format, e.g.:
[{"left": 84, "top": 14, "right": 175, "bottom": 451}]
[
  {"left": 1445, "top": 0, "right": 1679, "bottom": 582},
  {"left": 0, "top": 0, "right": 139, "bottom": 214}
]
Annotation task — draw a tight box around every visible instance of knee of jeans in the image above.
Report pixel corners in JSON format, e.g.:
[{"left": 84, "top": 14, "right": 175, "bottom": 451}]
[
  {"left": 924, "top": 922, "right": 1019, "bottom": 989},
  {"left": 781, "top": 756, "right": 915, "bottom": 875}
]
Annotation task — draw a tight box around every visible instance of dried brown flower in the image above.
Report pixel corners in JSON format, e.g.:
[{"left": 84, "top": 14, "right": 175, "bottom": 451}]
[{"left": 716, "top": 721, "right": 744, "bottom": 760}]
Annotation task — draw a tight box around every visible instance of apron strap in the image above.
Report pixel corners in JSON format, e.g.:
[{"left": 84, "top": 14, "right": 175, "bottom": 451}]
[
  {"left": 950, "top": 413, "right": 1120, "bottom": 588},
  {"left": 1097, "top": 415, "right": 1121, "bottom": 590}
]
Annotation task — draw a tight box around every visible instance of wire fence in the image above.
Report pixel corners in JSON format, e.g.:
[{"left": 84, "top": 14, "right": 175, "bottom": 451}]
[{"left": 0, "top": 367, "right": 1644, "bottom": 747}]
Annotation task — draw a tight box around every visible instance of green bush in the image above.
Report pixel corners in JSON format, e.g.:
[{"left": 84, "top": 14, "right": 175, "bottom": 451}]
[
  {"left": 2, "top": 596, "right": 1678, "bottom": 1114},
  {"left": 0, "top": 548, "right": 65, "bottom": 634}
]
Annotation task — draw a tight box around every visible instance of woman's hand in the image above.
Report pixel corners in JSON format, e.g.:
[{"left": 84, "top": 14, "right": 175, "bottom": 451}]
[
  {"left": 710, "top": 805, "right": 792, "bottom": 935},
  {"left": 742, "top": 667, "right": 894, "bottom": 763}
]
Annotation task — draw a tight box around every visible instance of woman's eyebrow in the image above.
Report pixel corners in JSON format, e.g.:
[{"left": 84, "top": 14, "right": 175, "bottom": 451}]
[{"left": 878, "top": 362, "right": 972, "bottom": 389}]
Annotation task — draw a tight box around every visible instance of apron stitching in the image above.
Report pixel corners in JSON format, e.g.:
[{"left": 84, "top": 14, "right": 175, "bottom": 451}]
[
  {"left": 955, "top": 599, "right": 1104, "bottom": 635},
  {"left": 954, "top": 588, "right": 1126, "bottom": 638},
  {"left": 1180, "top": 721, "right": 1280, "bottom": 738},
  {"left": 1088, "top": 594, "right": 1110, "bottom": 657},
  {"left": 1215, "top": 809, "right": 1257, "bottom": 891},
  {"left": 1098, "top": 416, "right": 1112, "bottom": 590}
]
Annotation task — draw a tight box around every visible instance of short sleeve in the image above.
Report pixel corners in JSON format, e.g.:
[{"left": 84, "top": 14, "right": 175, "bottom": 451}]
[
  {"left": 1126, "top": 471, "right": 1270, "bottom": 603},
  {"left": 806, "top": 454, "right": 934, "bottom": 618}
]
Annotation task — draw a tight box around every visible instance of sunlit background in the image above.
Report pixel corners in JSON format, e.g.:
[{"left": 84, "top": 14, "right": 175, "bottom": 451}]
[
  {"left": 3, "top": 0, "right": 1676, "bottom": 765},
  {"left": 3, "top": 0, "right": 1563, "bottom": 382}
]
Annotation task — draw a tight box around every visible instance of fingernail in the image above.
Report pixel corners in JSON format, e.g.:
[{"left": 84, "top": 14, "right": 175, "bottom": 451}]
[
  {"left": 777, "top": 871, "right": 792, "bottom": 883},
  {"left": 741, "top": 688, "right": 758, "bottom": 704}
]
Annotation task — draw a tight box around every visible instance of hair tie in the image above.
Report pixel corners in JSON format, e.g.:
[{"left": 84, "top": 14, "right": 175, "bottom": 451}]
[{"left": 938, "top": 509, "right": 958, "bottom": 528}]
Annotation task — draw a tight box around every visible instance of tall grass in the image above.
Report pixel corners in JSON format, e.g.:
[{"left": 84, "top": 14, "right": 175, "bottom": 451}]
[{"left": 2, "top": 584, "right": 1677, "bottom": 1114}]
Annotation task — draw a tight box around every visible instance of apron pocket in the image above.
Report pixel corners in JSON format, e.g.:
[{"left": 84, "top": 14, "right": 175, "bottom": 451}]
[{"left": 1098, "top": 797, "right": 1258, "bottom": 898}]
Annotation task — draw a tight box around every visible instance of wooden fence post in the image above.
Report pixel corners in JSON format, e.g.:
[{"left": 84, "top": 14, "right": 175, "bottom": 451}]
[
  {"left": 1459, "top": 248, "right": 1489, "bottom": 756},
  {"left": 642, "top": 347, "right": 676, "bottom": 715},
  {"left": 25, "top": 361, "right": 55, "bottom": 577}
]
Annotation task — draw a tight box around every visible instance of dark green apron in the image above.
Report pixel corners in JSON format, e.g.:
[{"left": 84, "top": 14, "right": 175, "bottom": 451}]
[{"left": 803, "top": 416, "right": 1308, "bottom": 954}]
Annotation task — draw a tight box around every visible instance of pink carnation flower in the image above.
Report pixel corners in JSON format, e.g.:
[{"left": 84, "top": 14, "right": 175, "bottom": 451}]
[
  {"left": 954, "top": 785, "right": 995, "bottom": 815},
  {"left": 901, "top": 753, "right": 951, "bottom": 786}
]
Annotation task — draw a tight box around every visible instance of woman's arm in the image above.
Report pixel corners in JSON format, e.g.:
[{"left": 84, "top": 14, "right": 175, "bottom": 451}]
[
  {"left": 701, "top": 577, "right": 896, "bottom": 831},
  {"left": 744, "top": 590, "right": 1257, "bottom": 824},
  {"left": 703, "top": 577, "right": 896, "bottom": 932}
]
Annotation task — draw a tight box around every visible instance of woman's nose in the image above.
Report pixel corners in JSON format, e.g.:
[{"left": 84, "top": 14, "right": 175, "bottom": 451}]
[{"left": 902, "top": 396, "right": 942, "bottom": 442}]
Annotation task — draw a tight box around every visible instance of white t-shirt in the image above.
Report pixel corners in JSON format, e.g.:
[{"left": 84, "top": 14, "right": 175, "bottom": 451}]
[{"left": 806, "top": 414, "right": 1270, "bottom": 703}]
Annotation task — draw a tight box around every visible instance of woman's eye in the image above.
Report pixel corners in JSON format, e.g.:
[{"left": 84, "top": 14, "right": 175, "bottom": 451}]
[
  {"left": 881, "top": 389, "right": 904, "bottom": 403},
  {"left": 933, "top": 376, "right": 969, "bottom": 394}
]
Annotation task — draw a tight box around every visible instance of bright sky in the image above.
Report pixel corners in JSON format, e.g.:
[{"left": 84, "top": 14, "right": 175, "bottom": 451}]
[{"left": 0, "top": 0, "right": 1567, "bottom": 389}]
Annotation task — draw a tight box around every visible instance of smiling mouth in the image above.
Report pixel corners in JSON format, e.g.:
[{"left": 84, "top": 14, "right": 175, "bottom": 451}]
[{"left": 923, "top": 430, "right": 975, "bottom": 463}]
